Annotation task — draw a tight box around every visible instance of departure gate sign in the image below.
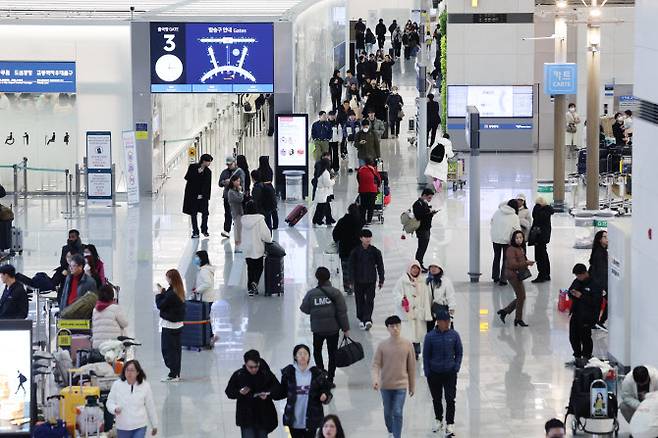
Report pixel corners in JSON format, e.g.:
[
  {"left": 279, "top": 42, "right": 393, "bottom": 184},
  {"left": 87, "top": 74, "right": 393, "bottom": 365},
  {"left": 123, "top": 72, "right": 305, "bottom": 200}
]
[
  {"left": 0, "top": 61, "right": 76, "bottom": 93},
  {"left": 150, "top": 22, "right": 274, "bottom": 93}
]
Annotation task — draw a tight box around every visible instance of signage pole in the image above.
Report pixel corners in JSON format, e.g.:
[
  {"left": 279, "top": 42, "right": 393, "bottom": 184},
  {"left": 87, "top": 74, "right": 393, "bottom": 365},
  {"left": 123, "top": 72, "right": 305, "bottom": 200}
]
[{"left": 553, "top": 14, "right": 568, "bottom": 211}]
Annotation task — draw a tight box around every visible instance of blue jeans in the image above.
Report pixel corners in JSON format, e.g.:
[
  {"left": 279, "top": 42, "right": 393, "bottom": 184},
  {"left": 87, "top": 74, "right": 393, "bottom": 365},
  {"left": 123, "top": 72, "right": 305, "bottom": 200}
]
[
  {"left": 118, "top": 427, "right": 147, "bottom": 438},
  {"left": 241, "top": 427, "right": 268, "bottom": 438},
  {"left": 381, "top": 388, "right": 406, "bottom": 438}
]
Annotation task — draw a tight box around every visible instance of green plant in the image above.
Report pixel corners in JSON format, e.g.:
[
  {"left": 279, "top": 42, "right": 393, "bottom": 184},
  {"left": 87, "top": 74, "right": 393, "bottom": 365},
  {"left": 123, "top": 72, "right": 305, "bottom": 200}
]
[{"left": 440, "top": 22, "right": 448, "bottom": 133}]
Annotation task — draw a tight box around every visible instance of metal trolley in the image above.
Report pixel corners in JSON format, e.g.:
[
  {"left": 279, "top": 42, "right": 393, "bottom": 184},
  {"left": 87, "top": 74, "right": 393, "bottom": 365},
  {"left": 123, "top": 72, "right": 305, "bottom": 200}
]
[{"left": 447, "top": 155, "right": 466, "bottom": 191}]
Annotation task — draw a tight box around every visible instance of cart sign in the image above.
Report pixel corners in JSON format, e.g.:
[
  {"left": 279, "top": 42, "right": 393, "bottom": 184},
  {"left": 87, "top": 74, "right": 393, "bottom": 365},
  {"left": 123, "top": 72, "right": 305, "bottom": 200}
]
[
  {"left": 86, "top": 131, "right": 112, "bottom": 203},
  {"left": 544, "top": 63, "right": 577, "bottom": 95}
]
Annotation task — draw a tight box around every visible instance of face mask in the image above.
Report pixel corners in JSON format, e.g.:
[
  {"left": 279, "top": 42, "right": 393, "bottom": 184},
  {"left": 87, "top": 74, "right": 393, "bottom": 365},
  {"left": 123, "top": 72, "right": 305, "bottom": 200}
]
[
  {"left": 83, "top": 252, "right": 91, "bottom": 258},
  {"left": 363, "top": 127, "right": 370, "bottom": 132},
  {"left": 84, "top": 264, "right": 91, "bottom": 273},
  {"left": 193, "top": 256, "right": 201, "bottom": 266},
  {"left": 569, "top": 107, "right": 575, "bottom": 113},
  {"left": 617, "top": 117, "right": 623, "bottom": 122}
]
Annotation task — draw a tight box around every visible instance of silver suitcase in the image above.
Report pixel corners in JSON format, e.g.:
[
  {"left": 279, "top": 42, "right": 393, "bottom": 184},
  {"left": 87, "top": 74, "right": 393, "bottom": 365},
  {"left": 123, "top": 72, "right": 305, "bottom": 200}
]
[{"left": 11, "top": 226, "right": 23, "bottom": 254}]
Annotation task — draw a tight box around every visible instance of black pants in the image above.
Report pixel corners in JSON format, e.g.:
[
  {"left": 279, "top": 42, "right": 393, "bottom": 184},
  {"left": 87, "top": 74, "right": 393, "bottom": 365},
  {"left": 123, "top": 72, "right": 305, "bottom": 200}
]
[
  {"left": 354, "top": 282, "right": 376, "bottom": 323},
  {"left": 329, "top": 141, "right": 340, "bottom": 171},
  {"left": 246, "top": 257, "right": 264, "bottom": 289},
  {"left": 331, "top": 93, "right": 341, "bottom": 111},
  {"left": 223, "top": 197, "right": 233, "bottom": 233},
  {"left": 415, "top": 229, "right": 431, "bottom": 268},
  {"left": 189, "top": 212, "right": 208, "bottom": 235},
  {"left": 313, "top": 202, "right": 334, "bottom": 225},
  {"left": 389, "top": 114, "right": 401, "bottom": 136},
  {"left": 359, "top": 192, "right": 377, "bottom": 223},
  {"left": 569, "top": 317, "right": 593, "bottom": 359},
  {"left": 534, "top": 243, "right": 550, "bottom": 279},
  {"left": 492, "top": 243, "right": 508, "bottom": 282},
  {"left": 403, "top": 46, "right": 411, "bottom": 59},
  {"left": 428, "top": 124, "right": 439, "bottom": 147},
  {"left": 427, "top": 372, "right": 457, "bottom": 424},
  {"left": 161, "top": 327, "right": 182, "bottom": 378},
  {"left": 263, "top": 210, "right": 279, "bottom": 230},
  {"left": 377, "top": 38, "right": 385, "bottom": 49},
  {"left": 290, "top": 429, "right": 316, "bottom": 438},
  {"left": 394, "top": 43, "right": 401, "bottom": 58},
  {"left": 313, "top": 332, "right": 339, "bottom": 381}
]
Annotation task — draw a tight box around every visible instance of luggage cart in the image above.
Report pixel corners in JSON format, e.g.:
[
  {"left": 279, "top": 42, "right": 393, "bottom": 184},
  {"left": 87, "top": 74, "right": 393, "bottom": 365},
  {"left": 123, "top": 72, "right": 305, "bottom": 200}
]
[
  {"left": 373, "top": 170, "right": 389, "bottom": 224},
  {"left": 447, "top": 156, "right": 466, "bottom": 191},
  {"left": 566, "top": 366, "right": 620, "bottom": 436}
]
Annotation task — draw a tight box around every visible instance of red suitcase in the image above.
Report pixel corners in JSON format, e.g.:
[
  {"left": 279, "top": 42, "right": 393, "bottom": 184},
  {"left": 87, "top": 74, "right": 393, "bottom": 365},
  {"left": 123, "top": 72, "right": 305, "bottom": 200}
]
[{"left": 285, "top": 204, "right": 307, "bottom": 226}]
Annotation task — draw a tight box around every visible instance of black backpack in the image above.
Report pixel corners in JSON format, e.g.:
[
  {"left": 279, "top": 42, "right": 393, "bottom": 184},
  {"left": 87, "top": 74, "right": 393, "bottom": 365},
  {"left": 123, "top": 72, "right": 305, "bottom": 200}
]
[
  {"left": 430, "top": 143, "right": 446, "bottom": 163},
  {"left": 568, "top": 367, "right": 603, "bottom": 418}
]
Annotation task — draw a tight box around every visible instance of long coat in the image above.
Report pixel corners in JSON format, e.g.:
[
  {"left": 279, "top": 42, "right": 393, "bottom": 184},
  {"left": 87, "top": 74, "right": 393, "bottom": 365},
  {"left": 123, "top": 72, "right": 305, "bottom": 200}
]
[{"left": 182, "top": 164, "right": 211, "bottom": 215}]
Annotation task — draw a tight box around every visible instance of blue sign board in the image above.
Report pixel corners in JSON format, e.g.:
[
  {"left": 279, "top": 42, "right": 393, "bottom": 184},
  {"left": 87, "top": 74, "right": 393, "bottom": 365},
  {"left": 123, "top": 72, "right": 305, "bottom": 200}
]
[
  {"left": 150, "top": 22, "right": 274, "bottom": 94},
  {"left": 0, "top": 61, "right": 76, "bottom": 93},
  {"left": 543, "top": 63, "right": 577, "bottom": 95}
]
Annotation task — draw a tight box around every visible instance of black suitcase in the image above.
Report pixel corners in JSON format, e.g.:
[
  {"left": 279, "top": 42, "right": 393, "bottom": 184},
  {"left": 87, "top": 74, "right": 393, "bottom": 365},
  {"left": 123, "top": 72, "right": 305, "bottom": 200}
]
[
  {"left": 264, "top": 256, "right": 284, "bottom": 296},
  {"left": 181, "top": 300, "right": 212, "bottom": 351},
  {"left": 0, "top": 220, "right": 10, "bottom": 251},
  {"left": 381, "top": 122, "right": 389, "bottom": 139}
]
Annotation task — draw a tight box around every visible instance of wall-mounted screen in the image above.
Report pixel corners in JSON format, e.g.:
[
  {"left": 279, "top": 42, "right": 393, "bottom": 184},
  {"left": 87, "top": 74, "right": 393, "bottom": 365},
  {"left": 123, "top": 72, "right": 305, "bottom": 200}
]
[
  {"left": 0, "top": 61, "right": 76, "bottom": 93},
  {"left": 150, "top": 22, "right": 274, "bottom": 93},
  {"left": 448, "top": 85, "right": 533, "bottom": 118},
  {"left": 0, "top": 320, "right": 32, "bottom": 436}
]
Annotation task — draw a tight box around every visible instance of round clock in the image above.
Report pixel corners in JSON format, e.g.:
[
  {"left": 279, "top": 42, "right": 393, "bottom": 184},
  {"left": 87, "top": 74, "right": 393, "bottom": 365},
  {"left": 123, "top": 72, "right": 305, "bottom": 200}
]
[{"left": 155, "top": 54, "right": 183, "bottom": 82}]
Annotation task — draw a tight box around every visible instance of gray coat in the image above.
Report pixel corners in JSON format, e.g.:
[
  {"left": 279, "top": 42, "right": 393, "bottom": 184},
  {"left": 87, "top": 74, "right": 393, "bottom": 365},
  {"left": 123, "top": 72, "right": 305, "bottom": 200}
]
[
  {"left": 59, "top": 273, "right": 97, "bottom": 310},
  {"left": 227, "top": 189, "right": 244, "bottom": 216},
  {"left": 300, "top": 281, "right": 350, "bottom": 335}
]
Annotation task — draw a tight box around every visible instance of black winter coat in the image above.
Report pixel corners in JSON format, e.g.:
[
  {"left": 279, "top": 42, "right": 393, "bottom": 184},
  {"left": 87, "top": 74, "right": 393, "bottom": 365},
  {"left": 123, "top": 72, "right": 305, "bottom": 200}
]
[
  {"left": 0, "top": 282, "right": 29, "bottom": 319},
  {"left": 349, "top": 245, "right": 385, "bottom": 285},
  {"left": 332, "top": 213, "right": 364, "bottom": 259},
  {"left": 413, "top": 198, "right": 434, "bottom": 232},
  {"left": 568, "top": 277, "right": 603, "bottom": 324},
  {"left": 183, "top": 164, "right": 212, "bottom": 215},
  {"left": 376, "top": 23, "right": 387, "bottom": 39},
  {"left": 225, "top": 359, "right": 280, "bottom": 432},
  {"left": 155, "top": 287, "right": 185, "bottom": 323},
  {"left": 277, "top": 365, "right": 333, "bottom": 430},
  {"left": 427, "top": 100, "right": 441, "bottom": 127},
  {"left": 252, "top": 182, "right": 277, "bottom": 213},
  {"left": 530, "top": 204, "right": 554, "bottom": 245},
  {"left": 589, "top": 248, "right": 608, "bottom": 291}
]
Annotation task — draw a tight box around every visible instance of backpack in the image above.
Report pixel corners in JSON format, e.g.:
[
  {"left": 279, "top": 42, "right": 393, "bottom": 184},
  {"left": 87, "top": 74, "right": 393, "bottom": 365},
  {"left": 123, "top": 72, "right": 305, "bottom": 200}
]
[
  {"left": 243, "top": 101, "right": 252, "bottom": 112},
  {"left": 430, "top": 142, "right": 446, "bottom": 163},
  {"left": 400, "top": 209, "right": 420, "bottom": 234},
  {"left": 402, "top": 33, "right": 410, "bottom": 45}
]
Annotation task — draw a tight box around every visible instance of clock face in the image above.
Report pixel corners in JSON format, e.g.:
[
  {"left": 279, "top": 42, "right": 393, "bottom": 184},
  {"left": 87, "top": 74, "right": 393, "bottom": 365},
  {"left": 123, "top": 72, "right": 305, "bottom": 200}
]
[{"left": 155, "top": 54, "right": 183, "bottom": 82}]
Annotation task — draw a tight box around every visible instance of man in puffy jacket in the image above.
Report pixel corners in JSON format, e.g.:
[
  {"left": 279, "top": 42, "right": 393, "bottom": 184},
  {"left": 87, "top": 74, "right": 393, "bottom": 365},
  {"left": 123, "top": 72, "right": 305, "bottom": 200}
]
[
  {"left": 620, "top": 365, "right": 658, "bottom": 423},
  {"left": 357, "top": 158, "right": 381, "bottom": 224},
  {"left": 0, "top": 264, "right": 28, "bottom": 319},
  {"left": 348, "top": 229, "right": 385, "bottom": 330},
  {"left": 354, "top": 120, "right": 381, "bottom": 166},
  {"left": 490, "top": 200, "right": 521, "bottom": 286},
  {"left": 375, "top": 18, "right": 387, "bottom": 50},
  {"left": 300, "top": 267, "right": 350, "bottom": 387}
]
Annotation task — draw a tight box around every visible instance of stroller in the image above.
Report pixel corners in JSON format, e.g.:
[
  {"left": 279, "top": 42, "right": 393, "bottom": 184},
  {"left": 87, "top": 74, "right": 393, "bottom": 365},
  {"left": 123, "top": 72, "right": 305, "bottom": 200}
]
[{"left": 565, "top": 366, "right": 619, "bottom": 436}]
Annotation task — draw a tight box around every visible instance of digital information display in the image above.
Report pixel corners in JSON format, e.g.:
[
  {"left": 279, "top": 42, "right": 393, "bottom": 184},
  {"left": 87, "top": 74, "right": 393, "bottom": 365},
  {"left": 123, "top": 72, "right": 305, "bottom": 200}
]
[
  {"left": 0, "top": 321, "right": 32, "bottom": 436},
  {"left": 0, "top": 61, "right": 76, "bottom": 93},
  {"left": 448, "top": 85, "right": 533, "bottom": 118},
  {"left": 150, "top": 22, "right": 274, "bottom": 93},
  {"left": 277, "top": 115, "right": 308, "bottom": 167}
]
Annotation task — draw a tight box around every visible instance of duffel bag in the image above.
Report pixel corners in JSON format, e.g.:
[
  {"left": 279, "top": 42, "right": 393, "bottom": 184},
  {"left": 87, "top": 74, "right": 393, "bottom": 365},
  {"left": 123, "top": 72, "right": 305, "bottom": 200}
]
[{"left": 335, "top": 336, "right": 364, "bottom": 368}]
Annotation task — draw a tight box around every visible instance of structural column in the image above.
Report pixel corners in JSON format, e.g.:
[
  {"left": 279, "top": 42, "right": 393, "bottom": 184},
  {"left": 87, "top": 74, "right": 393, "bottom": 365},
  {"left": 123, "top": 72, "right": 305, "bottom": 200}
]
[
  {"left": 586, "top": 23, "right": 601, "bottom": 209},
  {"left": 416, "top": 3, "right": 429, "bottom": 186},
  {"left": 552, "top": 15, "right": 567, "bottom": 210}
]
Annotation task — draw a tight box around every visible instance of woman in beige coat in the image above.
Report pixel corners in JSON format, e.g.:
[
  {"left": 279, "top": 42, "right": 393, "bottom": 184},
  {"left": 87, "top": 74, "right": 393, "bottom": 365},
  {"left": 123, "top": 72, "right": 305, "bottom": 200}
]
[{"left": 393, "top": 260, "right": 433, "bottom": 358}]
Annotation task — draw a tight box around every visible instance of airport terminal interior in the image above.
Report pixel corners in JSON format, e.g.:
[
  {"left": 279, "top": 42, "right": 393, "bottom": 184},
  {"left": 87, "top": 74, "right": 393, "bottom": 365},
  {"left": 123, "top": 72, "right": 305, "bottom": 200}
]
[{"left": 1, "top": 0, "right": 657, "bottom": 437}]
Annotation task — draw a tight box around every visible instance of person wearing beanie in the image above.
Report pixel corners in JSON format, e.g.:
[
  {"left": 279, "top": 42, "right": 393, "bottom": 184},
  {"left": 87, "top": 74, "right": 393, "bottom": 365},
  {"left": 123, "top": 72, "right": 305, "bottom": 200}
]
[{"left": 348, "top": 229, "right": 385, "bottom": 330}]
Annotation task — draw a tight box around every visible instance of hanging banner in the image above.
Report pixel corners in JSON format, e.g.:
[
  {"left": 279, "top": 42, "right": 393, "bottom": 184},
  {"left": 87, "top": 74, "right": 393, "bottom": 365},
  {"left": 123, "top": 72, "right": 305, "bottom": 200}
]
[
  {"left": 122, "top": 131, "right": 140, "bottom": 205},
  {"left": 86, "top": 131, "right": 112, "bottom": 204}
]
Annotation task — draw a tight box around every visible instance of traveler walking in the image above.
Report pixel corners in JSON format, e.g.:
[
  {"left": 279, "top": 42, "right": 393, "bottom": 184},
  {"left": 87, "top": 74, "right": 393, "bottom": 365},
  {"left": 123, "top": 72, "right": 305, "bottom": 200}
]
[
  {"left": 497, "top": 231, "right": 534, "bottom": 327},
  {"left": 329, "top": 70, "right": 344, "bottom": 111},
  {"left": 327, "top": 111, "right": 342, "bottom": 171},
  {"left": 155, "top": 269, "right": 186, "bottom": 382},
  {"left": 311, "top": 112, "right": 332, "bottom": 161},
  {"left": 427, "top": 94, "right": 441, "bottom": 148},
  {"left": 375, "top": 19, "right": 387, "bottom": 50},
  {"left": 219, "top": 156, "right": 246, "bottom": 239},
  {"left": 225, "top": 350, "right": 280, "bottom": 437},
  {"left": 278, "top": 344, "right": 333, "bottom": 438},
  {"left": 106, "top": 360, "right": 158, "bottom": 437},
  {"left": 412, "top": 188, "right": 437, "bottom": 271},
  {"left": 237, "top": 155, "right": 251, "bottom": 195},
  {"left": 423, "top": 310, "right": 463, "bottom": 436},
  {"left": 251, "top": 170, "right": 278, "bottom": 231},
  {"left": 365, "top": 28, "right": 376, "bottom": 54},
  {"left": 589, "top": 230, "right": 608, "bottom": 329},
  {"left": 516, "top": 194, "right": 532, "bottom": 240},
  {"left": 385, "top": 87, "right": 404, "bottom": 138},
  {"left": 364, "top": 111, "right": 385, "bottom": 141},
  {"left": 529, "top": 197, "right": 554, "bottom": 283},
  {"left": 312, "top": 151, "right": 332, "bottom": 202},
  {"left": 567, "top": 263, "right": 603, "bottom": 367},
  {"left": 0, "top": 265, "right": 29, "bottom": 319},
  {"left": 92, "top": 284, "right": 129, "bottom": 348},
  {"left": 343, "top": 70, "right": 358, "bottom": 91},
  {"left": 241, "top": 201, "right": 273, "bottom": 297},
  {"left": 300, "top": 267, "right": 350, "bottom": 388},
  {"left": 427, "top": 260, "right": 457, "bottom": 326},
  {"left": 348, "top": 229, "right": 385, "bottom": 330},
  {"left": 391, "top": 27, "right": 402, "bottom": 60},
  {"left": 332, "top": 203, "right": 365, "bottom": 295},
  {"left": 344, "top": 112, "right": 361, "bottom": 172},
  {"left": 356, "top": 158, "right": 381, "bottom": 224},
  {"left": 356, "top": 56, "right": 368, "bottom": 88},
  {"left": 355, "top": 19, "right": 366, "bottom": 52},
  {"left": 227, "top": 175, "right": 245, "bottom": 252},
  {"left": 380, "top": 54, "right": 394, "bottom": 90},
  {"left": 372, "top": 315, "right": 416, "bottom": 438},
  {"left": 424, "top": 134, "right": 454, "bottom": 190},
  {"left": 490, "top": 200, "right": 521, "bottom": 286},
  {"left": 388, "top": 20, "right": 398, "bottom": 37},
  {"left": 393, "top": 261, "right": 433, "bottom": 358},
  {"left": 319, "top": 415, "right": 345, "bottom": 438},
  {"left": 312, "top": 158, "right": 336, "bottom": 227}
]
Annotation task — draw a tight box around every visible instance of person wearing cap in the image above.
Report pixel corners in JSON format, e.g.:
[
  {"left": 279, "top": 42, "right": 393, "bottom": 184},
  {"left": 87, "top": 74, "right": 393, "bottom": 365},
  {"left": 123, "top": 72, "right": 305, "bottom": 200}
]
[
  {"left": 0, "top": 264, "right": 29, "bottom": 319},
  {"left": 423, "top": 310, "right": 463, "bottom": 436},
  {"left": 567, "top": 263, "right": 603, "bottom": 367},
  {"left": 183, "top": 153, "right": 213, "bottom": 239},
  {"left": 372, "top": 315, "right": 416, "bottom": 438},
  {"left": 218, "top": 156, "right": 245, "bottom": 239},
  {"left": 515, "top": 193, "right": 532, "bottom": 241},
  {"left": 311, "top": 112, "right": 332, "bottom": 161},
  {"left": 354, "top": 120, "right": 381, "bottom": 166},
  {"left": 348, "top": 229, "right": 385, "bottom": 330}
]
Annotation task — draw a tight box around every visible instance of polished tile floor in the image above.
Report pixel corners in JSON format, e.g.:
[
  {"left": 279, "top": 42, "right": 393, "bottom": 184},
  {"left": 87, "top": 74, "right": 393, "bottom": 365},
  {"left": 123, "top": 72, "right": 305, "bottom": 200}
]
[{"left": 5, "top": 59, "right": 631, "bottom": 437}]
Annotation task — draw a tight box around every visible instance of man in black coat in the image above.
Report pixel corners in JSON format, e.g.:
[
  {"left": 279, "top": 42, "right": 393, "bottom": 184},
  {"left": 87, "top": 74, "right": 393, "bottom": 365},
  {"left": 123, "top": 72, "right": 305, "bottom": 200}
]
[
  {"left": 375, "top": 19, "right": 387, "bottom": 50},
  {"left": 348, "top": 229, "right": 385, "bottom": 330},
  {"left": 225, "top": 350, "right": 280, "bottom": 436},
  {"left": 427, "top": 93, "right": 441, "bottom": 147},
  {"left": 529, "top": 199, "right": 554, "bottom": 283},
  {"left": 183, "top": 154, "right": 213, "bottom": 238},
  {"left": 568, "top": 264, "right": 603, "bottom": 367},
  {"left": 332, "top": 204, "right": 364, "bottom": 295},
  {"left": 356, "top": 56, "right": 368, "bottom": 88},
  {"left": 0, "top": 264, "right": 29, "bottom": 319},
  {"left": 413, "top": 189, "right": 438, "bottom": 272}
]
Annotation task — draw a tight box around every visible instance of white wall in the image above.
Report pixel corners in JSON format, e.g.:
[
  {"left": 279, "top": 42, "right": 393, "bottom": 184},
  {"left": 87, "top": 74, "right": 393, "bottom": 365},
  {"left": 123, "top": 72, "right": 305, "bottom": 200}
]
[
  {"left": 349, "top": 0, "right": 417, "bottom": 26},
  {"left": 630, "top": 0, "right": 658, "bottom": 368},
  {"left": 0, "top": 24, "right": 132, "bottom": 190}
]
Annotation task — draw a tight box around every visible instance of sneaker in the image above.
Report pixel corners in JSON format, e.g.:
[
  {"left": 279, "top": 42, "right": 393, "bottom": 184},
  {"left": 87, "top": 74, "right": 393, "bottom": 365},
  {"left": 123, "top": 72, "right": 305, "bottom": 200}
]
[
  {"left": 446, "top": 423, "right": 455, "bottom": 436},
  {"left": 248, "top": 290, "right": 255, "bottom": 297},
  {"left": 191, "top": 233, "right": 200, "bottom": 239},
  {"left": 432, "top": 419, "right": 443, "bottom": 433},
  {"left": 596, "top": 323, "right": 608, "bottom": 332},
  {"left": 359, "top": 321, "right": 365, "bottom": 330},
  {"left": 234, "top": 248, "right": 242, "bottom": 253},
  {"left": 221, "top": 231, "right": 230, "bottom": 239},
  {"left": 202, "top": 232, "right": 210, "bottom": 237},
  {"left": 365, "top": 321, "right": 373, "bottom": 331},
  {"left": 498, "top": 281, "right": 508, "bottom": 286},
  {"left": 249, "top": 282, "right": 258, "bottom": 295},
  {"left": 161, "top": 376, "right": 180, "bottom": 383}
]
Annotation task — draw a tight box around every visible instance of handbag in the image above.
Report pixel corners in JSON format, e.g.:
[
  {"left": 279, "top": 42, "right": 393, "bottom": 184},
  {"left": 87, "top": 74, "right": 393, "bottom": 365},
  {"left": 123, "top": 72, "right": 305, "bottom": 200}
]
[
  {"left": 528, "top": 226, "right": 541, "bottom": 246},
  {"left": 567, "top": 122, "right": 577, "bottom": 133},
  {"left": 397, "top": 109, "right": 405, "bottom": 119},
  {"left": 429, "top": 282, "right": 449, "bottom": 319},
  {"left": 517, "top": 267, "right": 532, "bottom": 281},
  {"left": 335, "top": 336, "right": 364, "bottom": 367}
]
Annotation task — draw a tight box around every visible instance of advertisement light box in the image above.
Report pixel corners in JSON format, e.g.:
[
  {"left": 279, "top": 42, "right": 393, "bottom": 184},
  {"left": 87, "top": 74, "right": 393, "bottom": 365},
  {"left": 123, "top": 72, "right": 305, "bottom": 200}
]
[
  {"left": 0, "top": 61, "right": 76, "bottom": 93},
  {"left": 277, "top": 115, "right": 307, "bottom": 167},
  {"left": 150, "top": 23, "right": 274, "bottom": 93},
  {"left": 448, "top": 85, "right": 533, "bottom": 118}
]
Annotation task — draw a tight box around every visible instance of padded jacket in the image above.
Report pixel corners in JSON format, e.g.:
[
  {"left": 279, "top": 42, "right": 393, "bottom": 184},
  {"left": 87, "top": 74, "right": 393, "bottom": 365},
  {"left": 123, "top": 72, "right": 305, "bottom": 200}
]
[
  {"left": 92, "top": 302, "right": 129, "bottom": 348},
  {"left": 348, "top": 244, "right": 385, "bottom": 285},
  {"left": 277, "top": 365, "right": 333, "bottom": 430},
  {"left": 300, "top": 281, "right": 350, "bottom": 335},
  {"left": 490, "top": 202, "right": 521, "bottom": 245},
  {"left": 155, "top": 288, "right": 185, "bottom": 323},
  {"left": 0, "top": 282, "right": 29, "bottom": 319}
]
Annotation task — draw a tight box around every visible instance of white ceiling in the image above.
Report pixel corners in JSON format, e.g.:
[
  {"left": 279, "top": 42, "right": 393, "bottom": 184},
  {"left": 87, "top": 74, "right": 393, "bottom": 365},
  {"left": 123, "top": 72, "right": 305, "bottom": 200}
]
[{"left": 0, "top": 0, "right": 309, "bottom": 20}]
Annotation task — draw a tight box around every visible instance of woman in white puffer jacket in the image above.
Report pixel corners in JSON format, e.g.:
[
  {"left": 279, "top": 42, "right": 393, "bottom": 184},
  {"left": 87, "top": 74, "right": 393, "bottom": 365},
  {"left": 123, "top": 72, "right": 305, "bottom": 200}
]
[
  {"left": 393, "top": 260, "right": 433, "bottom": 358},
  {"left": 425, "top": 259, "right": 457, "bottom": 322},
  {"left": 92, "top": 284, "right": 129, "bottom": 349}
]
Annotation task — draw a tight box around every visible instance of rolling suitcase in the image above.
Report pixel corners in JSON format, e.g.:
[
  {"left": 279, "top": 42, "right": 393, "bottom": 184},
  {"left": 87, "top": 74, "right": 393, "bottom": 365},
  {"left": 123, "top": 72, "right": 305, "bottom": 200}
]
[
  {"left": 11, "top": 226, "right": 23, "bottom": 254},
  {"left": 60, "top": 378, "right": 100, "bottom": 437},
  {"left": 181, "top": 298, "right": 212, "bottom": 351},
  {"left": 285, "top": 204, "right": 307, "bottom": 226},
  {"left": 264, "top": 256, "right": 284, "bottom": 296}
]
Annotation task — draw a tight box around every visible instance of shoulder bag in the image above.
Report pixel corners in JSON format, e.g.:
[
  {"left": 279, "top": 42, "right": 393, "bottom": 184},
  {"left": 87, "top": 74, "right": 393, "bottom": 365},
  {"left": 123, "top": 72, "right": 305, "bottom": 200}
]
[
  {"left": 429, "top": 282, "right": 449, "bottom": 320},
  {"left": 335, "top": 335, "right": 364, "bottom": 367}
]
